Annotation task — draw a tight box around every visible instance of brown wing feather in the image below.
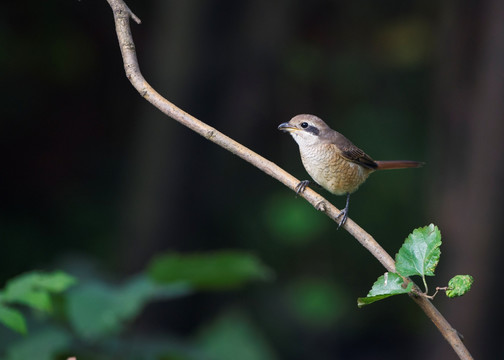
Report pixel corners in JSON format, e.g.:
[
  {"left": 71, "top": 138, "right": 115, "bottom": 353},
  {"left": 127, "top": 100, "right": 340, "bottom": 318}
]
[
  {"left": 340, "top": 145, "right": 377, "bottom": 169},
  {"left": 321, "top": 128, "right": 378, "bottom": 169}
]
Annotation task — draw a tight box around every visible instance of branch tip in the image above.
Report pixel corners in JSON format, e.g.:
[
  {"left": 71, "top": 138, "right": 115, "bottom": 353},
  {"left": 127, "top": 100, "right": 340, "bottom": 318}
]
[
  {"left": 122, "top": 1, "right": 141, "bottom": 24},
  {"left": 108, "top": 0, "right": 141, "bottom": 24},
  {"left": 129, "top": 10, "right": 141, "bottom": 24}
]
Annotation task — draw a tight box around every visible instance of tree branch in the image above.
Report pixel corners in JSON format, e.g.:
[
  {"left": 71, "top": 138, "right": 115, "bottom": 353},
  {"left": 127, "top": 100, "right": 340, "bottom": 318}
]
[{"left": 104, "top": 1, "right": 473, "bottom": 359}]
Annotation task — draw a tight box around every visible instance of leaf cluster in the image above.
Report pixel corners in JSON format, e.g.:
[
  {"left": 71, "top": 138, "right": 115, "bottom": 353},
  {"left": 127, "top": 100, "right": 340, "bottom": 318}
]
[
  {"left": 358, "top": 224, "right": 473, "bottom": 307},
  {"left": 0, "top": 251, "right": 272, "bottom": 360},
  {"left": 0, "top": 271, "right": 76, "bottom": 334}
]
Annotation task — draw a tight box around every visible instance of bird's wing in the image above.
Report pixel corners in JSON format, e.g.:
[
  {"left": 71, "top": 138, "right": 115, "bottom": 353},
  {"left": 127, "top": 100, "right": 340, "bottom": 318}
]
[
  {"left": 338, "top": 144, "right": 378, "bottom": 169},
  {"left": 322, "top": 129, "right": 378, "bottom": 169}
]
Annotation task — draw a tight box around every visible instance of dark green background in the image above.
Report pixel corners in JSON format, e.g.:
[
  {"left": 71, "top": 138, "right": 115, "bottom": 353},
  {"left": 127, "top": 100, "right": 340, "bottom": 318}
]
[{"left": 2, "top": 1, "right": 503, "bottom": 359}]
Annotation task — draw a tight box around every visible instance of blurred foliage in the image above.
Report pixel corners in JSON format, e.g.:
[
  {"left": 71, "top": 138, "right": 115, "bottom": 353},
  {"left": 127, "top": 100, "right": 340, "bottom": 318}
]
[
  {"left": 0, "top": 271, "right": 76, "bottom": 334},
  {"left": 5, "top": 327, "right": 70, "bottom": 360},
  {"left": 66, "top": 274, "right": 191, "bottom": 341},
  {"left": 0, "top": 251, "right": 273, "bottom": 359},
  {"left": 148, "top": 251, "right": 273, "bottom": 289},
  {"left": 0, "top": 305, "right": 26, "bottom": 336}
]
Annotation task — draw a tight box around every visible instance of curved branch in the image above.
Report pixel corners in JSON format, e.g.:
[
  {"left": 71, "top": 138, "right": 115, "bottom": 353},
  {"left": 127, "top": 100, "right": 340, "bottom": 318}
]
[{"left": 104, "top": 1, "right": 472, "bottom": 359}]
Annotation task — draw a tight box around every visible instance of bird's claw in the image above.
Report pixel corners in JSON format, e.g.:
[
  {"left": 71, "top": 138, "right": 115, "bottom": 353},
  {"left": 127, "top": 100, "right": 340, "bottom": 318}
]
[
  {"left": 335, "top": 207, "right": 348, "bottom": 229},
  {"left": 334, "top": 192, "right": 351, "bottom": 230},
  {"left": 295, "top": 180, "right": 310, "bottom": 194}
]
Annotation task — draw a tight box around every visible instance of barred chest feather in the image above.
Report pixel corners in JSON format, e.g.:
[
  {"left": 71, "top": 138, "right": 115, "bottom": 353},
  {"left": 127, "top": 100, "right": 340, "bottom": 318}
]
[{"left": 299, "top": 145, "right": 372, "bottom": 195}]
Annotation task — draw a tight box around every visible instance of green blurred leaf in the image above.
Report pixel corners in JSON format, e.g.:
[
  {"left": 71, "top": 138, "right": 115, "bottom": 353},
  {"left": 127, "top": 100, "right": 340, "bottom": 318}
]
[
  {"left": 118, "top": 274, "right": 191, "bottom": 319},
  {"left": 31, "top": 271, "right": 77, "bottom": 292},
  {"left": 5, "top": 327, "right": 70, "bottom": 360},
  {"left": 446, "top": 275, "right": 474, "bottom": 298},
  {"left": 67, "top": 282, "right": 122, "bottom": 339},
  {"left": 2, "top": 271, "right": 76, "bottom": 313},
  {"left": 357, "top": 272, "right": 413, "bottom": 307},
  {"left": 148, "top": 251, "right": 273, "bottom": 289},
  {"left": 67, "top": 274, "right": 191, "bottom": 340},
  {"left": 195, "top": 310, "right": 277, "bottom": 360},
  {"left": 8, "top": 291, "right": 51, "bottom": 313},
  {"left": 0, "top": 304, "right": 27, "bottom": 335},
  {"left": 287, "top": 278, "right": 345, "bottom": 328},
  {"left": 395, "top": 224, "right": 441, "bottom": 278}
]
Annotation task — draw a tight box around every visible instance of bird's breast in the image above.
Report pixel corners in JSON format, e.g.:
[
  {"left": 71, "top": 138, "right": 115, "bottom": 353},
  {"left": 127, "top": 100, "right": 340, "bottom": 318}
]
[{"left": 299, "top": 145, "right": 372, "bottom": 195}]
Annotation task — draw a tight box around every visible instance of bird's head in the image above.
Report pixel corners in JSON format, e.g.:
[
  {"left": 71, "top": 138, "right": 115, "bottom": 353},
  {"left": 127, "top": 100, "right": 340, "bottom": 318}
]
[{"left": 278, "top": 114, "right": 330, "bottom": 147}]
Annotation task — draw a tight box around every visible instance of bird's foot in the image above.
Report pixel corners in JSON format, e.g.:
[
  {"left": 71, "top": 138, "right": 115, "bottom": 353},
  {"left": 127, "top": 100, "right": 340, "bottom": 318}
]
[
  {"left": 295, "top": 180, "right": 310, "bottom": 195},
  {"left": 335, "top": 193, "right": 351, "bottom": 230},
  {"left": 335, "top": 208, "right": 348, "bottom": 229}
]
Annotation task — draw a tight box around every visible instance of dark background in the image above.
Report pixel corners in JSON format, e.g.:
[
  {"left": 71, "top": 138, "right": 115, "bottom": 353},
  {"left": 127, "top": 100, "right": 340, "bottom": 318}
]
[{"left": 2, "top": 0, "right": 504, "bottom": 359}]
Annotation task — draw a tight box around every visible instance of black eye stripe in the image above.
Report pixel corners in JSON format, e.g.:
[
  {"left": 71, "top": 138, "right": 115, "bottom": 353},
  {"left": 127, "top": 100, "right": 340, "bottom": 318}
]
[{"left": 304, "top": 125, "right": 319, "bottom": 136}]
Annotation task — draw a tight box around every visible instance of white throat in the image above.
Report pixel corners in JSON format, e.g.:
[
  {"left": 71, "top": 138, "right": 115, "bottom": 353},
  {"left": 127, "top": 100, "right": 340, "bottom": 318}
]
[{"left": 290, "top": 131, "right": 320, "bottom": 147}]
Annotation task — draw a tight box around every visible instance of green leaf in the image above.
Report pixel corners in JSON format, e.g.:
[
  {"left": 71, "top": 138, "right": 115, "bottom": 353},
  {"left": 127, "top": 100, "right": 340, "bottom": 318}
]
[
  {"left": 67, "top": 274, "right": 191, "bottom": 340},
  {"left": 357, "top": 272, "right": 413, "bottom": 307},
  {"left": 116, "top": 274, "right": 192, "bottom": 320},
  {"left": 395, "top": 224, "right": 442, "bottom": 278},
  {"left": 148, "top": 251, "right": 273, "bottom": 290},
  {"left": 5, "top": 327, "right": 71, "bottom": 360},
  {"left": 2, "top": 271, "right": 77, "bottom": 313},
  {"left": 8, "top": 291, "right": 51, "bottom": 313},
  {"left": 0, "top": 304, "right": 27, "bottom": 334},
  {"left": 446, "top": 275, "right": 474, "bottom": 298},
  {"left": 4, "top": 277, "right": 51, "bottom": 313},
  {"left": 31, "top": 271, "right": 77, "bottom": 293}
]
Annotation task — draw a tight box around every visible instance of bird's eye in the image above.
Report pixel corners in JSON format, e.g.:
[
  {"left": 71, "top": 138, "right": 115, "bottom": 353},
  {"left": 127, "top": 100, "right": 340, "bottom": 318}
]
[{"left": 300, "top": 122, "right": 309, "bottom": 128}]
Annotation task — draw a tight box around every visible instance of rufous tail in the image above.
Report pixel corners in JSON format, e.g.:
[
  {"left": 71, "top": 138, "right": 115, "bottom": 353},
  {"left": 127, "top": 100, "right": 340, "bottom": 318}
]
[{"left": 375, "top": 160, "right": 424, "bottom": 170}]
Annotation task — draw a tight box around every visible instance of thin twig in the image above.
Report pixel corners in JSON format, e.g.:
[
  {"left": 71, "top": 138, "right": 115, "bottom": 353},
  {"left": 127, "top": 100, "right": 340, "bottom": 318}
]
[{"left": 103, "top": 1, "right": 473, "bottom": 359}]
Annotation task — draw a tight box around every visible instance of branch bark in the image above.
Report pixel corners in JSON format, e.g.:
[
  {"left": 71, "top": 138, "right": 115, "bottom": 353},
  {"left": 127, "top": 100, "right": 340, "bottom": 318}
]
[{"left": 104, "top": 1, "right": 473, "bottom": 359}]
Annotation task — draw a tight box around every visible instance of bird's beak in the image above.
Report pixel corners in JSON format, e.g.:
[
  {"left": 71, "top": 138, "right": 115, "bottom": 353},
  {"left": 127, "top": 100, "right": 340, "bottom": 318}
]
[{"left": 278, "top": 122, "right": 296, "bottom": 132}]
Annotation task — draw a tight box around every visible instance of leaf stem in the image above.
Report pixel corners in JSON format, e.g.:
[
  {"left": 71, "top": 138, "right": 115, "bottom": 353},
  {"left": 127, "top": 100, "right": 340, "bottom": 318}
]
[{"left": 422, "top": 275, "right": 429, "bottom": 295}]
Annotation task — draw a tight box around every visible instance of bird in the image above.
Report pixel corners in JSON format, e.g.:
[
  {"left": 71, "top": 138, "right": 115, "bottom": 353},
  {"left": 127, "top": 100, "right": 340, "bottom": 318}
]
[{"left": 278, "top": 114, "right": 423, "bottom": 228}]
